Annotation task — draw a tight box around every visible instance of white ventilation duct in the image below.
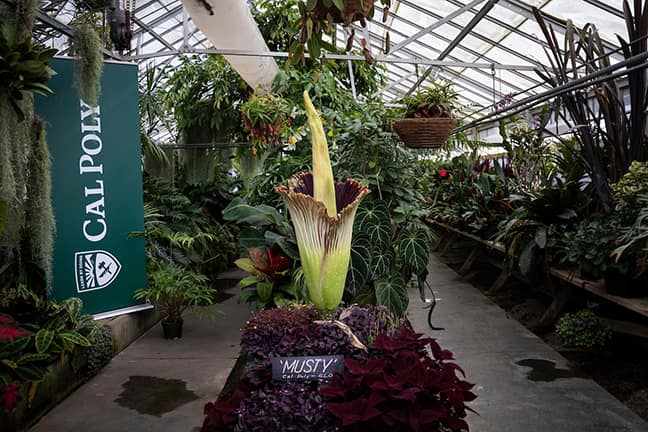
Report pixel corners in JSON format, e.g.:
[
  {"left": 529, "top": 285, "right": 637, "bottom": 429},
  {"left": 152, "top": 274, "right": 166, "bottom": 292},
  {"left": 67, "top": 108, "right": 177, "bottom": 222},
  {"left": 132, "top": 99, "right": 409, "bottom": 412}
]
[{"left": 180, "top": 0, "right": 279, "bottom": 92}]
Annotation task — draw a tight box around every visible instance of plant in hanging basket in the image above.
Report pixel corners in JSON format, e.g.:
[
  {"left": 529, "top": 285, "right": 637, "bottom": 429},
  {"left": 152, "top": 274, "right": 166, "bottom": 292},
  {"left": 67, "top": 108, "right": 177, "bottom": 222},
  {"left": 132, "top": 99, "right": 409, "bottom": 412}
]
[
  {"left": 241, "top": 92, "right": 292, "bottom": 154},
  {"left": 393, "top": 80, "right": 459, "bottom": 149},
  {"left": 289, "top": 0, "right": 392, "bottom": 65}
]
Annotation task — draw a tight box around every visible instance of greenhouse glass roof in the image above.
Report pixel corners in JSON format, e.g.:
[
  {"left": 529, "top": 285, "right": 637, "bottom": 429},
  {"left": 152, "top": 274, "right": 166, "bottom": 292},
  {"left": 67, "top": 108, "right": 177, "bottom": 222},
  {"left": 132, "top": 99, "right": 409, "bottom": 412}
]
[{"left": 32, "top": 0, "right": 629, "bottom": 125}]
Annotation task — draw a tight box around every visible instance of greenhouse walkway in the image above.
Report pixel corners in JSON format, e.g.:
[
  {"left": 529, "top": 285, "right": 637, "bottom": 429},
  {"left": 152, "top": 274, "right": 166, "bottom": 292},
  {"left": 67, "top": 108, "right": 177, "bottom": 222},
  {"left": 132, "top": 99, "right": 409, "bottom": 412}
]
[
  {"left": 27, "top": 257, "right": 648, "bottom": 432},
  {"left": 29, "top": 289, "right": 250, "bottom": 432},
  {"left": 408, "top": 254, "right": 648, "bottom": 432}
]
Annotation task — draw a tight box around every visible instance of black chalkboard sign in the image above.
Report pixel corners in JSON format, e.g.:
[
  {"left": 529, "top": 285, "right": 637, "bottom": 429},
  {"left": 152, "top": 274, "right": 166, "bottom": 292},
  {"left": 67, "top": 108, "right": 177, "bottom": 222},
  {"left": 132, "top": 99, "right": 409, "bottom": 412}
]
[{"left": 271, "top": 355, "right": 344, "bottom": 381}]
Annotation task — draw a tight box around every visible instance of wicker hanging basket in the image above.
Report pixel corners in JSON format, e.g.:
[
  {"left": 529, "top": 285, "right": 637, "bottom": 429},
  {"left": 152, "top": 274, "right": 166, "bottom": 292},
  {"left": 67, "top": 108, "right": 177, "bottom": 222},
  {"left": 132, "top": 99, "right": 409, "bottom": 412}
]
[{"left": 392, "top": 117, "right": 457, "bottom": 149}]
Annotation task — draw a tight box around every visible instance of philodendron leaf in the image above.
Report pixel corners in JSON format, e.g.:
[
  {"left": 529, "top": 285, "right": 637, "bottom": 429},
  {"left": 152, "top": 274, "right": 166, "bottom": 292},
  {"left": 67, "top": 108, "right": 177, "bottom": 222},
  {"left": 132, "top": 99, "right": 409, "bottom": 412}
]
[
  {"left": 371, "top": 247, "right": 395, "bottom": 280},
  {"left": 375, "top": 273, "right": 409, "bottom": 317},
  {"left": 35, "top": 329, "right": 54, "bottom": 353},
  {"left": 346, "top": 239, "right": 372, "bottom": 296},
  {"left": 398, "top": 228, "right": 431, "bottom": 275},
  {"left": 355, "top": 201, "right": 392, "bottom": 249},
  {"left": 351, "top": 285, "right": 376, "bottom": 305}
]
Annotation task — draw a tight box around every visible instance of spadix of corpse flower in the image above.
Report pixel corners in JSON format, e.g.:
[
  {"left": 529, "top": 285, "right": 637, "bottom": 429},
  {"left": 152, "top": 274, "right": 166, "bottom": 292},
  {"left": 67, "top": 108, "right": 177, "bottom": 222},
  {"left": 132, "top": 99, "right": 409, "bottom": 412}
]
[{"left": 275, "top": 91, "right": 370, "bottom": 312}]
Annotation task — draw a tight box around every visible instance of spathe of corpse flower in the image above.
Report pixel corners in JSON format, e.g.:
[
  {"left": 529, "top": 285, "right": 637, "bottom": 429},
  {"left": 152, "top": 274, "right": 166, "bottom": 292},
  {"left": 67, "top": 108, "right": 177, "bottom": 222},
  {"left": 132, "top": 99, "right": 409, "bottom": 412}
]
[{"left": 275, "top": 91, "right": 370, "bottom": 312}]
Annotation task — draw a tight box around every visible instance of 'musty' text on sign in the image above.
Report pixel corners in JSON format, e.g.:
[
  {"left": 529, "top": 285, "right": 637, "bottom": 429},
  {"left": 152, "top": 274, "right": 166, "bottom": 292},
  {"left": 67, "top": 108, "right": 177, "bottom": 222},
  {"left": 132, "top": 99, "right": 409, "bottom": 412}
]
[{"left": 271, "top": 355, "right": 343, "bottom": 381}]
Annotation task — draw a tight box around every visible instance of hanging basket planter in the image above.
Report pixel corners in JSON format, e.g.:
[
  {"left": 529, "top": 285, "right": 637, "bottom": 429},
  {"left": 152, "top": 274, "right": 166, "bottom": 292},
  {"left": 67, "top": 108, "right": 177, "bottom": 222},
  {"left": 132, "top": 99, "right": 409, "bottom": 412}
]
[
  {"left": 392, "top": 117, "right": 457, "bottom": 149},
  {"left": 312, "top": 0, "right": 374, "bottom": 25}
]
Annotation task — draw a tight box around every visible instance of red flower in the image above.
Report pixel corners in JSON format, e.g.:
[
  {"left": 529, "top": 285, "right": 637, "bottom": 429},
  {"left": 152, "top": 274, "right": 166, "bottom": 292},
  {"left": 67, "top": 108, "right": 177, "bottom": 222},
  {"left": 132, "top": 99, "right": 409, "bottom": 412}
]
[
  {"left": 267, "top": 248, "right": 291, "bottom": 274},
  {"left": 439, "top": 168, "right": 449, "bottom": 179},
  {"left": 0, "top": 314, "right": 30, "bottom": 342},
  {"left": 423, "top": 195, "right": 430, "bottom": 202},
  {"left": 0, "top": 382, "right": 22, "bottom": 412}
]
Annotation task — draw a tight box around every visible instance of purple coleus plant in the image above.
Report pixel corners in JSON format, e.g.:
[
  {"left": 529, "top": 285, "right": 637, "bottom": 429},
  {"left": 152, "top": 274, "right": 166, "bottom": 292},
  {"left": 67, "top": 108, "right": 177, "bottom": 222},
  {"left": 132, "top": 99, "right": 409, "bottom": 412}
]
[{"left": 320, "top": 327, "right": 477, "bottom": 432}]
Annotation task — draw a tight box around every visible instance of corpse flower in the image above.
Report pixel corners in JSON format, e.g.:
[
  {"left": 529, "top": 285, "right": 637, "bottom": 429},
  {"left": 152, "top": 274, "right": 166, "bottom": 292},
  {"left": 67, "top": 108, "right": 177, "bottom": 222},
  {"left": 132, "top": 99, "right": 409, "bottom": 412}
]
[{"left": 275, "top": 91, "right": 370, "bottom": 312}]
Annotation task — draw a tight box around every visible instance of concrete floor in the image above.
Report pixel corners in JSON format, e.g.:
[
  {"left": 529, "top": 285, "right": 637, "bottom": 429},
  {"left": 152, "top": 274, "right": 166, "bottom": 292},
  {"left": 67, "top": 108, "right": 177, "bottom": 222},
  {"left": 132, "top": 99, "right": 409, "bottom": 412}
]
[
  {"left": 29, "top": 257, "right": 648, "bottom": 432},
  {"left": 29, "top": 294, "right": 250, "bottom": 432},
  {"left": 407, "top": 254, "right": 648, "bottom": 432}
]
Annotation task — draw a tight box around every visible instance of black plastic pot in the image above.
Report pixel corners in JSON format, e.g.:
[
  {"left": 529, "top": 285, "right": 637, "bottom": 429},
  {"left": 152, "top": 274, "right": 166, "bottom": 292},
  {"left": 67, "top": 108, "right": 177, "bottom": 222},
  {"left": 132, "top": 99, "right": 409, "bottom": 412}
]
[
  {"left": 161, "top": 318, "right": 183, "bottom": 339},
  {"left": 604, "top": 269, "right": 646, "bottom": 298}
]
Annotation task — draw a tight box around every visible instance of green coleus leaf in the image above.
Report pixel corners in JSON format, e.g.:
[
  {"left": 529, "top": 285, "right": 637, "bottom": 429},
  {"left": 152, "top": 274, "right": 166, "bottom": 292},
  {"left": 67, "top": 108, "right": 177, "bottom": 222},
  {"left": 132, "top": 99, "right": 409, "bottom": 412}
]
[
  {"left": 375, "top": 273, "right": 409, "bottom": 317},
  {"left": 59, "top": 331, "right": 91, "bottom": 348},
  {"left": 35, "top": 329, "right": 54, "bottom": 354},
  {"left": 397, "top": 227, "right": 430, "bottom": 275}
]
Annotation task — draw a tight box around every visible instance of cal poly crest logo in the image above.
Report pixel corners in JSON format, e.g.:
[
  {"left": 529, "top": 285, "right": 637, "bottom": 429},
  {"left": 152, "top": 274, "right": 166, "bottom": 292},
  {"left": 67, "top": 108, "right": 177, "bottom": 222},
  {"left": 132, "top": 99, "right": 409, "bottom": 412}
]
[{"left": 75, "top": 250, "right": 122, "bottom": 293}]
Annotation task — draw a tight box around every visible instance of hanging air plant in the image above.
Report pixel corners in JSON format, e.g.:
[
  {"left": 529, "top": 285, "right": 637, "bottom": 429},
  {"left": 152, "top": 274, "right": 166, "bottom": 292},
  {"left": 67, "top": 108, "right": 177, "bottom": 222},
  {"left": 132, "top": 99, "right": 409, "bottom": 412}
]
[
  {"left": 71, "top": 21, "right": 103, "bottom": 107},
  {"left": 276, "top": 91, "right": 370, "bottom": 312}
]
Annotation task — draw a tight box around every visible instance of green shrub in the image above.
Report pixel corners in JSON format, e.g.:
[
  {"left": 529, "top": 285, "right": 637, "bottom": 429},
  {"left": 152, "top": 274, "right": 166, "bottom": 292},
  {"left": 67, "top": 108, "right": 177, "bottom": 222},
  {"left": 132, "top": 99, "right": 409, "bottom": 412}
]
[{"left": 555, "top": 310, "right": 613, "bottom": 349}]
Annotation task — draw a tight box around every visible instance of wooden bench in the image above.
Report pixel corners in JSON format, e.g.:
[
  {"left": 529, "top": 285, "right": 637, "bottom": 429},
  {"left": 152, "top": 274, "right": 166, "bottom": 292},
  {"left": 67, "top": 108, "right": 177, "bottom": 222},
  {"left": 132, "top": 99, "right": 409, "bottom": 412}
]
[{"left": 429, "top": 219, "right": 648, "bottom": 333}]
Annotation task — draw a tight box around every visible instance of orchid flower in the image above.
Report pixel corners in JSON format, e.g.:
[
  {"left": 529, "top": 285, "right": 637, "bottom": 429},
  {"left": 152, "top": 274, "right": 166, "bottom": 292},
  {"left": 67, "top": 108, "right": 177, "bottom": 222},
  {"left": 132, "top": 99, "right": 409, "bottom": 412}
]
[{"left": 275, "top": 91, "right": 370, "bottom": 312}]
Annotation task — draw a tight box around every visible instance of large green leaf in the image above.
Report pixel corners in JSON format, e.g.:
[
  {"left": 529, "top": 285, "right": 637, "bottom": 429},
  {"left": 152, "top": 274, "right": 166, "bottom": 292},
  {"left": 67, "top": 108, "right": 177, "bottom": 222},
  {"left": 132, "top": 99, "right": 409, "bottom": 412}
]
[
  {"left": 16, "top": 364, "right": 45, "bottom": 382},
  {"left": 371, "top": 247, "right": 395, "bottom": 280},
  {"left": 222, "top": 197, "right": 287, "bottom": 228},
  {"left": 238, "top": 227, "right": 267, "bottom": 251},
  {"left": 0, "top": 337, "right": 31, "bottom": 358},
  {"left": 397, "top": 227, "right": 431, "bottom": 275},
  {"left": 63, "top": 297, "right": 84, "bottom": 320},
  {"left": 346, "top": 239, "right": 372, "bottom": 296},
  {"left": 17, "top": 353, "right": 50, "bottom": 364},
  {"left": 59, "top": 331, "right": 91, "bottom": 348},
  {"left": 256, "top": 282, "right": 273, "bottom": 303},
  {"left": 351, "top": 285, "right": 377, "bottom": 306},
  {"left": 355, "top": 202, "right": 392, "bottom": 250},
  {"left": 375, "top": 274, "right": 409, "bottom": 317},
  {"left": 35, "top": 329, "right": 54, "bottom": 354}
]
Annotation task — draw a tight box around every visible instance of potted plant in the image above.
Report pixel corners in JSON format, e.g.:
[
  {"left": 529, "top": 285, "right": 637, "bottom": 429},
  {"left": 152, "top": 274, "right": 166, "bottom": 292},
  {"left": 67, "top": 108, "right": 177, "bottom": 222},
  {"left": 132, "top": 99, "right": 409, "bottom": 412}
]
[
  {"left": 393, "top": 80, "right": 459, "bottom": 148},
  {"left": 289, "top": 0, "right": 392, "bottom": 64},
  {"left": 134, "top": 261, "right": 214, "bottom": 339},
  {"left": 555, "top": 309, "right": 613, "bottom": 350},
  {"left": 241, "top": 92, "right": 292, "bottom": 154}
]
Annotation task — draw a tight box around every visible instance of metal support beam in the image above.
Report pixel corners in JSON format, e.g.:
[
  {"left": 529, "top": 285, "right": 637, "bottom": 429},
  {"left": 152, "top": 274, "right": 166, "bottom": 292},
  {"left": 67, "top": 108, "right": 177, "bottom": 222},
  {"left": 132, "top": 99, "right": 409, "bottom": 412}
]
[
  {"left": 404, "top": 0, "right": 501, "bottom": 96},
  {"left": 131, "top": 16, "right": 176, "bottom": 51},
  {"left": 389, "top": 0, "right": 487, "bottom": 55},
  {"left": 498, "top": 0, "right": 620, "bottom": 55},
  {"left": 123, "top": 48, "right": 536, "bottom": 71},
  {"left": 582, "top": 0, "right": 624, "bottom": 18}
]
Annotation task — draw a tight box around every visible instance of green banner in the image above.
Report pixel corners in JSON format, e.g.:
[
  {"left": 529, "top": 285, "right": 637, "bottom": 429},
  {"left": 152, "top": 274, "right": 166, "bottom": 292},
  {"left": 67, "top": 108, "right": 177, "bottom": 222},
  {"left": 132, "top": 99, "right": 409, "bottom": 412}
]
[{"left": 36, "top": 58, "right": 148, "bottom": 316}]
